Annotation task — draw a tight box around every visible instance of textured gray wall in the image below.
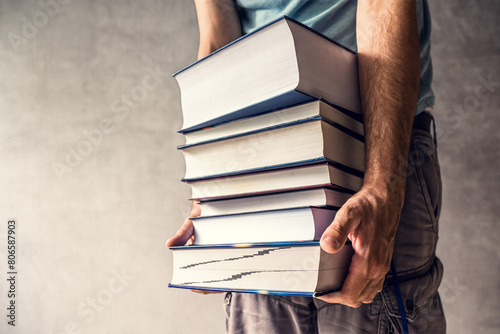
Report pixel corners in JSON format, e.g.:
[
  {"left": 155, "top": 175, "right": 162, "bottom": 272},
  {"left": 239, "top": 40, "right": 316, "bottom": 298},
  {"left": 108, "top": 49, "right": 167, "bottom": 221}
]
[
  {"left": 430, "top": 1, "right": 500, "bottom": 333},
  {"left": 0, "top": 1, "right": 498, "bottom": 333}
]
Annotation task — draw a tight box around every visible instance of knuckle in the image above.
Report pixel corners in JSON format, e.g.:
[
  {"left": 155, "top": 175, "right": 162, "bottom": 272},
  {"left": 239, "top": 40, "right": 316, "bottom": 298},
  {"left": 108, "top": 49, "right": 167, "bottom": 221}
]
[
  {"left": 342, "top": 200, "right": 361, "bottom": 219},
  {"left": 353, "top": 193, "right": 374, "bottom": 211},
  {"left": 382, "top": 265, "right": 390, "bottom": 275},
  {"left": 344, "top": 296, "right": 361, "bottom": 308},
  {"left": 351, "top": 302, "right": 363, "bottom": 308}
]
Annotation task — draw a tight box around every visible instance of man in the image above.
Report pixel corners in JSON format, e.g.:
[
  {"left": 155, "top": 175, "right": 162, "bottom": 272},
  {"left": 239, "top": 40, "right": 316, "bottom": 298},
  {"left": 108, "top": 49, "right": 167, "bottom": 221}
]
[{"left": 167, "top": 0, "right": 446, "bottom": 332}]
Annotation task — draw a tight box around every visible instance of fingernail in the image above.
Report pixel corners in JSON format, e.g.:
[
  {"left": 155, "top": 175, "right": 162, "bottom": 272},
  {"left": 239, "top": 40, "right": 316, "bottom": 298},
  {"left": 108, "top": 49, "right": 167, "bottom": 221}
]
[{"left": 322, "top": 237, "right": 340, "bottom": 250}]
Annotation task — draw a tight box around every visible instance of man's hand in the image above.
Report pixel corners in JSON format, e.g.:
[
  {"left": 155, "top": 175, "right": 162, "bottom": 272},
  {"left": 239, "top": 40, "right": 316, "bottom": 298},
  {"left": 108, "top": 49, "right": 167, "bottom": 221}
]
[
  {"left": 166, "top": 201, "right": 223, "bottom": 295},
  {"left": 166, "top": 200, "right": 200, "bottom": 248},
  {"left": 318, "top": 0, "right": 420, "bottom": 307},
  {"left": 318, "top": 183, "right": 404, "bottom": 307}
]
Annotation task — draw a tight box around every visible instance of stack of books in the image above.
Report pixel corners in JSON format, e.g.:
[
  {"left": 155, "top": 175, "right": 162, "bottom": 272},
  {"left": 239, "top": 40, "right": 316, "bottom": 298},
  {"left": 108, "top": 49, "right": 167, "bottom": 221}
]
[{"left": 169, "top": 17, "right": 364, "bottom": 297}]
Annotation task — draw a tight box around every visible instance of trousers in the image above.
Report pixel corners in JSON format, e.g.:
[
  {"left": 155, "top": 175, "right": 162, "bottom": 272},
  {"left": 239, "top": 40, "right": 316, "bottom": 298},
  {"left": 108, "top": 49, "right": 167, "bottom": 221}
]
[{"left": 224, "top": 122, "right": 446, "bottom": 333}]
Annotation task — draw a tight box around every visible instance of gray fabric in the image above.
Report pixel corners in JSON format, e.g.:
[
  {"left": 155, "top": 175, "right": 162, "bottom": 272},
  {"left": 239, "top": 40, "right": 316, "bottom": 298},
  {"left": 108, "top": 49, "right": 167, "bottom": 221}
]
[
  {"left": 224, "top": 126, "right": 446, "bottom": 334},
  {"left": 234, "top": 0, "right": 435, "bottom": 116}
]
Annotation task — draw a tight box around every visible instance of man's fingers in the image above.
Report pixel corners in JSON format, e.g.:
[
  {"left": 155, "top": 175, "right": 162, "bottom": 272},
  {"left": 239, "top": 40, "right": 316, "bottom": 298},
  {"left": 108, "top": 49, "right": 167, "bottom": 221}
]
[
  {"left": 317, "top": 275, "right": 381, "bottom": 307},
  {"left": 317, "top": 253, "right": 382, "bottom": 307},
  {"left": 166, "top": 218, "right": 195, "bottom": 247},
  {"left": 317, "top": 251, "right": 388, "bottom": 306},
  {"left": 320, "top": 200, "right": 362, "bottom": 253},
  {"left": 317, "top": 260, "right": 366, "bottom": 306},
  {"left": 190, "top": 289, "right": 224, "bottom": 295},
  {"left": 357, "top": 274, "right": 384, "bottom": 304},
  {"left": 166, "top": 201, "right": 201, "bottom": 247},
  {"left": 317, "top": 290, "right": 363, "bottom": 308},
  {"left": 362, "top": 278, "right": 384, "bottom": 304},
  {"left": 190, "top": 200, "right": 201, "bottom": 216}
]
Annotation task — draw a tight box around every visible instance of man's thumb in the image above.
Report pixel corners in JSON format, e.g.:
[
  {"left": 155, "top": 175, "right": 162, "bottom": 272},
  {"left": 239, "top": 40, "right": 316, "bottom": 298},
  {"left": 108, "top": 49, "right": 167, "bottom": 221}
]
[{"left": 320, "top": 204, "right": 360, "bottom": 254}]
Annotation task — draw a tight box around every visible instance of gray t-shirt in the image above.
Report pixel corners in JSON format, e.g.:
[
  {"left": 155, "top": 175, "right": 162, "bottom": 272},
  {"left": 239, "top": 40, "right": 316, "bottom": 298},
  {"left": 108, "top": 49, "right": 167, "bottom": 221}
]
[{"left": 235, "top": 0, "right": 434, "bottom": 115}]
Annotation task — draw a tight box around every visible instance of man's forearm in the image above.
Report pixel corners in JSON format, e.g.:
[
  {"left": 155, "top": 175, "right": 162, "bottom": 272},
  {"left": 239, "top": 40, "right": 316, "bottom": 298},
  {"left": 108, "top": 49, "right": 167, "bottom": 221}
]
[
  {"left": 194, "top": 0, "right": 242, "bottom": 59},
  {"left": 318, "top": 1, "right": 421, "bottom": 307},
  {"left": 357, "top": 0, "right": 420, "bottom": 201},
  {"left": 167, "top": 1, "right": 241, "bottom": 250}
]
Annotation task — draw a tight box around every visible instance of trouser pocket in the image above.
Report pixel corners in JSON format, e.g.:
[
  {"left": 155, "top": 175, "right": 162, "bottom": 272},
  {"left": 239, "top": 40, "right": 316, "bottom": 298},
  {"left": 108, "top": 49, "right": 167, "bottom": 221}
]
[
  {"left": 393, "top": 129, "right": 442, "bottom": 276},
  {"left": 381, "top": 258, "right": 446, "bottom": 334}
]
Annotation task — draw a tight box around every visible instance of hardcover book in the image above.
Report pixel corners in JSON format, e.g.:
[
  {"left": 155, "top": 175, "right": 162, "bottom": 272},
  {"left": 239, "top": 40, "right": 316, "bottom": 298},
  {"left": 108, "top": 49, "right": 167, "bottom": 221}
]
[
  {"left": 181, "top": 118, "right": 365, "bottom": 180},
  {"left": 192, "top": 206, "right": 337, "bottom": 245},
  {"left": 198, "top": 187, "right": 351, "bottom": 217},
  {"left": 169, "top": 241, "right": 354, "bottom": 296},
  {"left": 173, "top": 16, "right": 361, "bottom": 132},
  {"left": 187, "top": 162, "right": 363, "bottom": 200},
  {"left": 183, "top": 99, "right": 363, "bottom": 147}
]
